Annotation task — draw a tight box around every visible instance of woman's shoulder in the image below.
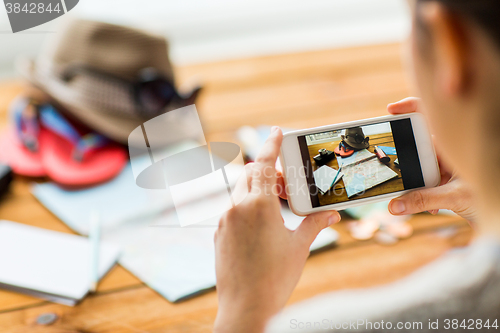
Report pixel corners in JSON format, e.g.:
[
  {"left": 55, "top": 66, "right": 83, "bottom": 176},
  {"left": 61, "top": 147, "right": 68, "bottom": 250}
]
[{"left": 265, "top": 238, "right": 500, "bottom": 333}]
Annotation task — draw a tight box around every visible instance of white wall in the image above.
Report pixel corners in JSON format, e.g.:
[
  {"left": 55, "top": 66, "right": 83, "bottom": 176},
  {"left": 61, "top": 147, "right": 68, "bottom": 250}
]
[{"left": 0, "top": 0, "right": 411, "bottom": 77}]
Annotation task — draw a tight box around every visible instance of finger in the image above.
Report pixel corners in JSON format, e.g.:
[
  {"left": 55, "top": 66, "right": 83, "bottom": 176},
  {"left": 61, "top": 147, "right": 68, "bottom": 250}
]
[
  {"left": 389, "top": 184, "right": 458, "bottom": 215},
  {"left": 294, "top": 211, "right": 341, "bottom": 247},
  {"left": 426, "top": 135, "right": 454, "bottom": 186},
  {"left": 231, "top": 163, "right": 253, "bottom": 203},
  {"left": 251, "top": 127, "right": 283, "bottom": 195},
  {"left": 387, "top": 97, "right": 422, "bottom": 115},
  {"left": 435, "top": 154, "right": 454, "bottom": 185},
  {"left": 276, "top": 171, "right": 288, "bottom": 200}
]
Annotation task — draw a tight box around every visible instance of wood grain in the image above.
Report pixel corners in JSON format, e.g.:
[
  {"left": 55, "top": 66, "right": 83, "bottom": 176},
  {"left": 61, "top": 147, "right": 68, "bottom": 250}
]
[{"left": 0, "top": 43, "right": 473, "bottom": 332}]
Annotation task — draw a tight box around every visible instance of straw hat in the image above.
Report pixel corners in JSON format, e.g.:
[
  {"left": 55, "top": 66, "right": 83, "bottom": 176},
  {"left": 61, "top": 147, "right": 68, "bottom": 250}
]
[{"left": 17, "top": 18, "right": 201, "bottom": 147}]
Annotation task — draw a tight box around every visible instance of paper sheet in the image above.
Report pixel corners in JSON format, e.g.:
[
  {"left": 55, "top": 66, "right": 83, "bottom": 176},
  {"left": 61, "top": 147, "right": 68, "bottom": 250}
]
[{"left": 0, "top": 221, "right": 120, "bottom": 305}]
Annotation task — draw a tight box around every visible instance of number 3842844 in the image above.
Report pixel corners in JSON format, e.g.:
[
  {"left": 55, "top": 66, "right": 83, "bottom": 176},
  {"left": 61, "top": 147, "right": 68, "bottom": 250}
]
[
  {"left": 443, "top": 319, "right": 499, "bottom": 330},
  {"left": 5, "top": 2, "right": 61, "bottom": 14}
]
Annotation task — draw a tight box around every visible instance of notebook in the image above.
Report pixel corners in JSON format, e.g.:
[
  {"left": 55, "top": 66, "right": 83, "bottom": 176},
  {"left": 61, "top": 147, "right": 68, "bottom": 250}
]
[
  {"left": 0, "top": 220, "right": 120, "bottom": 306},
  {"left": 377, "top": 145, "right": 397, "bottom": 155},
  {"left": 313, "top": 165, "right": 344, "bottom": 194}
]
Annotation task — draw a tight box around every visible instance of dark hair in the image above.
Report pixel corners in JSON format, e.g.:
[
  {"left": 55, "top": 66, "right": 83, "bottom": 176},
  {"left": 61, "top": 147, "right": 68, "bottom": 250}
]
[
  {"left": 416, "top": 1, "right": 500, "bottom": 169},
  {"left": 417, "top": 0, "right": 500, "bottom": 49}
]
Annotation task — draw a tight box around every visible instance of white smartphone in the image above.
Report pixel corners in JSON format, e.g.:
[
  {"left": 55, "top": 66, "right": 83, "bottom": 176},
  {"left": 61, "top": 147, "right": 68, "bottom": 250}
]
[{"left": 279, "top": 113, "right": 440, "bottom": 215}]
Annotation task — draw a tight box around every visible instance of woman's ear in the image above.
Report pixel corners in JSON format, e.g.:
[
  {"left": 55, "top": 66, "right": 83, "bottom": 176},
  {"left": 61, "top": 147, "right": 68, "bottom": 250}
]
[{"left": 419, "top": 2, "right": 470, "bottom": 98}]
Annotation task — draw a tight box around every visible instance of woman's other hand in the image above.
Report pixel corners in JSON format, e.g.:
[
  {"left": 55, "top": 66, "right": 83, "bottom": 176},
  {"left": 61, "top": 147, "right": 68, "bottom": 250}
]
[
  {"left": 387, "top": 97, "right": 477, "bottom": 223},
  {"left": 213, "top": 127, "right": 341, "bottom": 333}
]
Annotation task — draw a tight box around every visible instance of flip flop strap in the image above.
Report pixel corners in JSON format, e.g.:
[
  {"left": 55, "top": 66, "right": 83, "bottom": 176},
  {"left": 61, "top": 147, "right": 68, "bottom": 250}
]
[
  {"left": 11, "top": 98, "right": 40, "bottom": 152},
  {"left": 73, "top": 133, "right": 109, "bottom": 162},
  {"left": 339, "top": 141, "right": 352, "bottom": 152},
  {"left": 38, "top": 105, "right": 108, "bottom": 162}
]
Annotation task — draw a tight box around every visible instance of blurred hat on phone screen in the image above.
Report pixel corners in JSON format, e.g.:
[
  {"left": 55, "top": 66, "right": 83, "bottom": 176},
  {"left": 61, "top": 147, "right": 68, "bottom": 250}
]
[{"left": 342, "top": 127, "right": 370, "bottom": 149}]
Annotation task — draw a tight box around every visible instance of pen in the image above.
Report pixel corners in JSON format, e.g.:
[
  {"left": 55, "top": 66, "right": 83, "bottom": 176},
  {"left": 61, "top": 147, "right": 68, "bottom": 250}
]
[
  {"left": 331, "top": 164, "right": 343, "bottom": 188},
  {"left": 89, "top": 210, "right": 100, "bottom": 293}
]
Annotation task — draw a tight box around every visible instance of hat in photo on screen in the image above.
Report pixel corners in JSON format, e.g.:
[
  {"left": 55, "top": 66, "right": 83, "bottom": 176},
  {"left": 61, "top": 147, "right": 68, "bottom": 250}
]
[
  {"left": 341, "top": 127, "right": 370, "bottom": 150},
  {"left": 16, "top": 18, "right": 202, "bottom": 147}
]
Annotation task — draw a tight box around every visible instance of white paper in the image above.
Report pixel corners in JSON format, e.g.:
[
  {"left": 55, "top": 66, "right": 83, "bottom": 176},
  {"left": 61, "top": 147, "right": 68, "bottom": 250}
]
[
  {"left": 313, "top": 165, "right": 344, "bottom": 194},
  {"left": 0, "top": 221, "right": 120, "bottom": 302}
]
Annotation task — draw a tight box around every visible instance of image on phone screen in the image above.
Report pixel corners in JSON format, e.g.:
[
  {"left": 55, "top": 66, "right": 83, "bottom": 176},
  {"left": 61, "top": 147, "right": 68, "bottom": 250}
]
[{"left": 297, "top": 119, "right": 425, "bottom": 208}]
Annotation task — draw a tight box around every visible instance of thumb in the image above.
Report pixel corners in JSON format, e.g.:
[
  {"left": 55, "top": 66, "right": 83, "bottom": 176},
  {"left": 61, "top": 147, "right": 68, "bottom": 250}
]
[
  {"left": 389, "top": 183, "right": 459, "bottom": 215},
  {"left": 294, "top": 211, "right": 341, "bottom": 247}
]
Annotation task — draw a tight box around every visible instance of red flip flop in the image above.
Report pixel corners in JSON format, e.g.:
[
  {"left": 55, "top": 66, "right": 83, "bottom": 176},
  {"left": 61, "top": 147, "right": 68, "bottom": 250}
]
[
  {"left": 1, "top": 97, "right": 127, "bottom": 186},
  {"left": 38, "top": 128, "right": 127, "bottom": 187},
  {"left": 0, "top": 98, "right": 46, "bottom": 177},
  {"left": 0, "top": 128, "right": 46, "bottom": 177},
  {"left": 334, "top": 141, "right": 355, "bottom": 157},
  {"left": 37, "top": 104, "right": 127, "bottom": 187}
]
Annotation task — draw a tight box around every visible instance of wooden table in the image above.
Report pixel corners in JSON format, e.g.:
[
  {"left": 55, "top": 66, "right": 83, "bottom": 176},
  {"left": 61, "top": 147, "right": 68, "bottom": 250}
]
[{"left": 0, "top": 43, "right": 472, "bottom": 333}]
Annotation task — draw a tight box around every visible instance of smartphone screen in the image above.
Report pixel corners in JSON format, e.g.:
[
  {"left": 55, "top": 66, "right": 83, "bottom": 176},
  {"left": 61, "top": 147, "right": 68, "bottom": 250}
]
[{"left": 297, "top": 119, "right": 425, "bottom": 208}]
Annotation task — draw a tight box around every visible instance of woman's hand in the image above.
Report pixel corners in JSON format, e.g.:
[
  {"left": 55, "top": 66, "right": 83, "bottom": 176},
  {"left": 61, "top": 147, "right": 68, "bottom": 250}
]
[
  {"left": 387, "top": 97, "right": 477, "bottom": 223},
  {"left": 213, "top": 127, "right": 341, "bottom": 333}
]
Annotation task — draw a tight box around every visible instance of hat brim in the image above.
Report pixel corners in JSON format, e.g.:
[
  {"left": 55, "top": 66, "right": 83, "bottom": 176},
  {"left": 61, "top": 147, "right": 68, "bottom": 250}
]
[
  {"left": 16, "top": 57, "right": 142, "bottom": 144},
  {"left": 16, "top": 58, "right": 196, "bottom": 147},
  {"left": 345, "top": 141, "right": 369, "bottom": 149}
]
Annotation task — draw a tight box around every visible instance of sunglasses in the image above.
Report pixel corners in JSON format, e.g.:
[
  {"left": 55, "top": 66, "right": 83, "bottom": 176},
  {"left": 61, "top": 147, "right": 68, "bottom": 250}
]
[
  {"left": 61, "top": 65, "right": 180, "bottom": 117},
  {"left": 345, "top": 133, "right": 369, "bottom": 144}
]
